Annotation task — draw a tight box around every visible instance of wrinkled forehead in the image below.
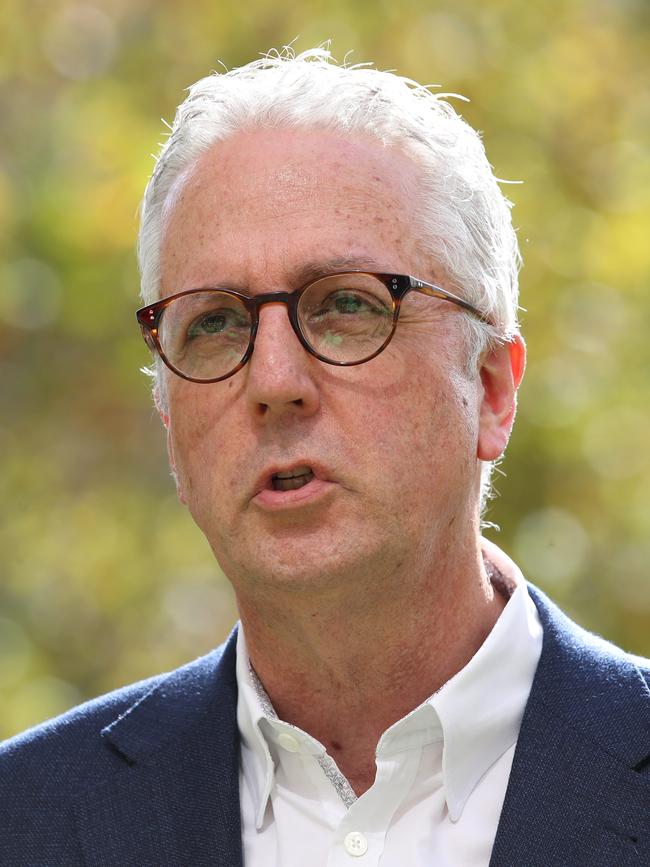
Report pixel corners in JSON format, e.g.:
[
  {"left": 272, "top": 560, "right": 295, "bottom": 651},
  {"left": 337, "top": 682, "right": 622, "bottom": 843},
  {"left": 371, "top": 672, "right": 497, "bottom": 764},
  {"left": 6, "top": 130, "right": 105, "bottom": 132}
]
[{"left": 158, "top": 127, "right": 432, "bottom": 291}]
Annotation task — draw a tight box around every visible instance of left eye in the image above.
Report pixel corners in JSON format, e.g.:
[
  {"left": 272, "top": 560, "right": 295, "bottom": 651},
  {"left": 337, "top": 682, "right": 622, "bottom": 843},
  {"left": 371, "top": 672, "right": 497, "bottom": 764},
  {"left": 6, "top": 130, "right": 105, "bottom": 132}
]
[
  {"left": 333, "top": 293, "right": 365, "bottom": 314},
  {"left": 312, "top": 290, "right": 381, "bottom": 318}
]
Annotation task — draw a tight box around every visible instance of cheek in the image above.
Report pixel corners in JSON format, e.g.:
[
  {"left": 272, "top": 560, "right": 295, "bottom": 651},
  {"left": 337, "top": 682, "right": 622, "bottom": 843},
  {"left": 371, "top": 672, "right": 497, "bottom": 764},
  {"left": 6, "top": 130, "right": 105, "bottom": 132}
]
[
  {"left": 168, "top": 390, "right": 231, "bottom": 502},
  {"left": 377, "top": 366, "right": 481, "bottom": 486}
]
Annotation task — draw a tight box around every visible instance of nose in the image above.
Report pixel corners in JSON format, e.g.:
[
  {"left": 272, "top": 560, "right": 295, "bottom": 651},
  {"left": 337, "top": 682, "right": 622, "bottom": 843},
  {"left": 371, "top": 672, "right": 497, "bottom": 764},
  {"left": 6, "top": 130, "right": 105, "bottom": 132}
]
[{"left": 244, "top": 302, "right": 321, "bottom": 419}]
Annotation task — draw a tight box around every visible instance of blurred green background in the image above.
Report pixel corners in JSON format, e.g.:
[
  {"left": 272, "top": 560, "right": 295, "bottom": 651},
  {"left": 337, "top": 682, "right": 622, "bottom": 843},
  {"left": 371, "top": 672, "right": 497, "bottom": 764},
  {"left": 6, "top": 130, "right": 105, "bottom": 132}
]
[{"left": 1, "top": 0, "right": 649, "bottom": 739}]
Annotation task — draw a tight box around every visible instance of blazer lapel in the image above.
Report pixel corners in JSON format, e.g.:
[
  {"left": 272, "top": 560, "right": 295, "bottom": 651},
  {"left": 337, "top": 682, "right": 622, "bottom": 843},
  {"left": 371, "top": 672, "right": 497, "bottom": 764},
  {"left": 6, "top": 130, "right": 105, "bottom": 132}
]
[
  {"left": 490, "top": 586, "right": 650, "bottom": 867},
  {"left": 74, "top": 630, "right": 243, "bottom": 867}
]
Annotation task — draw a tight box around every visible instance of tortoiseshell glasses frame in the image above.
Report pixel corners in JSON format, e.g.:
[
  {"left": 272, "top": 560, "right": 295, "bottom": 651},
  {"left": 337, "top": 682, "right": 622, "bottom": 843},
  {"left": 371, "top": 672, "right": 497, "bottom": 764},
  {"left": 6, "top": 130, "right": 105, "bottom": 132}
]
[{"left": 136, "top": 272, "right": 493, "bottom": 384}]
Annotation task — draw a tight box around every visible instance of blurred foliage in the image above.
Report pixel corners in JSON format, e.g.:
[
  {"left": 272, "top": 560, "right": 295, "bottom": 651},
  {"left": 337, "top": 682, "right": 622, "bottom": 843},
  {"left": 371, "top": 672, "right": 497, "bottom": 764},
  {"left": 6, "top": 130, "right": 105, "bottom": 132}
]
[{"left": 1, "top": 0, "right": 649, "bottom": 739}]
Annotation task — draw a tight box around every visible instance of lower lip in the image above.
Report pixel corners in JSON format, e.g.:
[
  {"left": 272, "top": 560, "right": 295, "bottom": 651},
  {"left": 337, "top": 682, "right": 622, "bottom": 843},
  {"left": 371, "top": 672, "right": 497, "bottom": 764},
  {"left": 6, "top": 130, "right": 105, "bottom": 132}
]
[{"left": 252, "top": 477, "right": 336, "bottom": 510}]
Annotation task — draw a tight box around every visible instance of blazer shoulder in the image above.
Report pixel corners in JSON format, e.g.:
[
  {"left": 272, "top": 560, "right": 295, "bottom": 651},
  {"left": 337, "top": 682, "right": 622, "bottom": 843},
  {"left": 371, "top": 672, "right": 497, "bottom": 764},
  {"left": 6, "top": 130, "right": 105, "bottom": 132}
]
[
  {"left": 0, "top": 637, "right": 238, "bottom": 865},
  {"left": 527, "top": 583, "right": 650, "bottom": 762},
  {"left": 0, "top": 640, "right": 233, "bottom": 801},
  {"left": 0, "top": 671, "right": 165, "bottom": 792},
  {"left": 528, "top": 581, "right": 650, "bottom": 675}
]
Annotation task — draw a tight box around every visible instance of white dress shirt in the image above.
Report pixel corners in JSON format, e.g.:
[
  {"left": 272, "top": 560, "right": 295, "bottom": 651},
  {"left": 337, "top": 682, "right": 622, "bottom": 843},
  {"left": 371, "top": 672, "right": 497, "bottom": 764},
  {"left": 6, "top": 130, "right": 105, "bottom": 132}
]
[{"left": 236, "top": 543, "right": 543, "bottom": 866}]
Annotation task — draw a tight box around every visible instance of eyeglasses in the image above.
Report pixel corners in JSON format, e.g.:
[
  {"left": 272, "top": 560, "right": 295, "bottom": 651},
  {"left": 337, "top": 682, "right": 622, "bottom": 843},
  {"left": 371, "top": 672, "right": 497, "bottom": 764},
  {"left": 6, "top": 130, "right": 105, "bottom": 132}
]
[{"left": 136, "top": 272, "right": 491, "bottom": 384}]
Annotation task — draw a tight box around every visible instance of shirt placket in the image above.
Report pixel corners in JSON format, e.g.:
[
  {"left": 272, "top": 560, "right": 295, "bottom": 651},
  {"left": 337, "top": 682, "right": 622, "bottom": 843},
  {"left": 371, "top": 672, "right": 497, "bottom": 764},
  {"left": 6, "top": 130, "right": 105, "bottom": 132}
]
[{"left": 325, "top": 743, "right": 423, "bottom": 867}]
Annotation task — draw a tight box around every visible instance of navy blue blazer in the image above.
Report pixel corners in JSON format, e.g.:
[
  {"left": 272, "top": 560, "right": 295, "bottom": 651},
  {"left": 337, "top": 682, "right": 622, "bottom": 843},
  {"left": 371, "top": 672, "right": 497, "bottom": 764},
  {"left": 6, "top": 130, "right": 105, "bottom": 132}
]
[{"left": 1, "top": 585, "right": 649, "bottom": 866}]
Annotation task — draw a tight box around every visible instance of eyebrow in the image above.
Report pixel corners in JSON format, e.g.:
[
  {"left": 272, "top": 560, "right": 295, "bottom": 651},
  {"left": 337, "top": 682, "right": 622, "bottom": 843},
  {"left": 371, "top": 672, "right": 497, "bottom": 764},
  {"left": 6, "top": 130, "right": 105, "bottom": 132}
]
[
  {"left": 290, "top": 256, "right": 387, "bottom": 287},
  {"left": 186, "top": 255, "right": 390, "bottom": 296}
]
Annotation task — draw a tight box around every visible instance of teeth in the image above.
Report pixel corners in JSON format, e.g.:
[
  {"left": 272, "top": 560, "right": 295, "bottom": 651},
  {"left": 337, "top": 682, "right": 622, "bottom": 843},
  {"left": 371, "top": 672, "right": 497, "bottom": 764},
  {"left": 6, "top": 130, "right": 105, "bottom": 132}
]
[
  {"left": 273, "top": 466, "right": 312, "bottom": 480},
  {"left": 271, "top": 468, "right": 315, "bottom": 491}
]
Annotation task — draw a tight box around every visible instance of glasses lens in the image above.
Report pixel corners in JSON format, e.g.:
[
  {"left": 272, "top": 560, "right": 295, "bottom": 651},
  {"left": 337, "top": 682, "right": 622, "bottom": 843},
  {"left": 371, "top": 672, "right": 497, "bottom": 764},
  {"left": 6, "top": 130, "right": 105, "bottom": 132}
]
[
  {"left": 159, "top": 291, "right": 252, "bottom": 381},
  {"left": 298, "top": 274, "right": 394, "bottom": 364}
]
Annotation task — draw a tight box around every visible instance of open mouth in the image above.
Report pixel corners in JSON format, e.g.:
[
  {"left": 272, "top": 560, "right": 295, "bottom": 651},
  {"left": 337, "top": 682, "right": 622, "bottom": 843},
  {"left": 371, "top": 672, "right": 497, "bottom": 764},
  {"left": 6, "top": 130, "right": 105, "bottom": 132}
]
[{"left": 271, "top": 466, "right": 315, "bottom": 491}]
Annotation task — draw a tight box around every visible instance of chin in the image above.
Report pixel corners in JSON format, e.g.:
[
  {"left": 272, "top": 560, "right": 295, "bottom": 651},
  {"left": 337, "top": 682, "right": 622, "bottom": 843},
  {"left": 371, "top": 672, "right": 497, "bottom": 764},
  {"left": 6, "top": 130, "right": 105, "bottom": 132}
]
[{"left": 231, "top": 533, "right": 406, "bottom": 602}]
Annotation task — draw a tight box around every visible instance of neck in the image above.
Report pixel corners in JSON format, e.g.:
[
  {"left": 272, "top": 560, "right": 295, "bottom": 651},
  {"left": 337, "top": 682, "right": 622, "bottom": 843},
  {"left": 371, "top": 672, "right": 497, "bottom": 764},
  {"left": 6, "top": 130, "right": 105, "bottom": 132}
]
[{"left": 236, "top": 534, "right": 505, "bottom": 794}]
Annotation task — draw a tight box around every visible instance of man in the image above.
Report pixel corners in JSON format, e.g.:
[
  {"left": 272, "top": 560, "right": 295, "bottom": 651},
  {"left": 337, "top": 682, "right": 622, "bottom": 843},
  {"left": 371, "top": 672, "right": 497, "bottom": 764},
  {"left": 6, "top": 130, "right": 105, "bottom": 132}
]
[{"left": 1, "top": 48, "right": 648, "bottom": 866}]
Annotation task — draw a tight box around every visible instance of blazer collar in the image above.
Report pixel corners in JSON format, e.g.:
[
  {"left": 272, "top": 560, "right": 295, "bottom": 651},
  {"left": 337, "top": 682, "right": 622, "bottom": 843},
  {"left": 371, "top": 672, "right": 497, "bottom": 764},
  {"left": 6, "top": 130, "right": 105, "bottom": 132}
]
[{"left": 101, "top": 630, "right": 238, "bottom": 763}]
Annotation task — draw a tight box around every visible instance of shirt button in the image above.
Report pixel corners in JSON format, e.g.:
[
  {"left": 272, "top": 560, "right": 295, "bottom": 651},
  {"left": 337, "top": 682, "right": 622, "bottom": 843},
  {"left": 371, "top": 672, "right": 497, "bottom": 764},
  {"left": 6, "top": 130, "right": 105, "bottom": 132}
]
[
  {"left": 277, "top": 732, "right": 301, "bottom": 753},
  {"left": 343, "top": 831, "right": 368, "bottom": 857}
]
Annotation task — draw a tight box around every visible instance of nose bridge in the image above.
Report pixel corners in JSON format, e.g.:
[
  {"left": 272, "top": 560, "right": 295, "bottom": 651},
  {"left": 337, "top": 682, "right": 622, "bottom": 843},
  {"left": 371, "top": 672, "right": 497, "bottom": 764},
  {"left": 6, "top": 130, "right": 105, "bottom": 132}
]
[
  {"left": 245, "top": 289, "right": 320, "bottom": 417},
  {"left": 254, "top": 289, "right": 294, "bottom": 310},
  {"left": 251, "top": 290, "right": 302, "bottom": 351}
]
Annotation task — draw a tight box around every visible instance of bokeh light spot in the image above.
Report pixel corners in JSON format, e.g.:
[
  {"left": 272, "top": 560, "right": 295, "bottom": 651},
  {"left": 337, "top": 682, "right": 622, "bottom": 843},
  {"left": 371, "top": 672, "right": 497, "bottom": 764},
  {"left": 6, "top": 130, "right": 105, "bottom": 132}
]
[
  {"left": 6, "top": 676, "right": 82, "bottom": 736},
  {"left": 520, "top": 354, "right": 598, "bottom": 428},
  {"left": 42, "top": 5, "right": 118, "bottom": 81},
  {"left": 556, "top": 282, "right": 629, "bottom": 354},
  {"left": 582, "top": 406, "right": 650, "bottom": 480},
  {"left": 514, "top": 506, "right": 590, "bottom": 586},
  {"left": 0, "top": 258, "right": 62, "bottom": 329},
  {"left": 0, "top": 618, "right": 32, "bottom": 689}
]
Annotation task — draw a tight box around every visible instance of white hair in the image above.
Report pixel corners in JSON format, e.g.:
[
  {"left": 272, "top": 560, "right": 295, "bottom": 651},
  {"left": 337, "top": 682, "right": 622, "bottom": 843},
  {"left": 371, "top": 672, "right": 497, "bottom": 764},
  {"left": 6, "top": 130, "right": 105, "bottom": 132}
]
[{"left": 138, "top": 46, "right": 522, "bottom": 511}]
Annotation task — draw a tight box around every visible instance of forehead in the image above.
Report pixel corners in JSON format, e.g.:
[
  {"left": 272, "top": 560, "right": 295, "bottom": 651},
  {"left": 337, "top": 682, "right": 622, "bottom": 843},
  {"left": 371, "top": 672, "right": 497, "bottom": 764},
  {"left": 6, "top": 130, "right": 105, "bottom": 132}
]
[{"left": 159, "top": 127, "right": 428, "bottom": 292}]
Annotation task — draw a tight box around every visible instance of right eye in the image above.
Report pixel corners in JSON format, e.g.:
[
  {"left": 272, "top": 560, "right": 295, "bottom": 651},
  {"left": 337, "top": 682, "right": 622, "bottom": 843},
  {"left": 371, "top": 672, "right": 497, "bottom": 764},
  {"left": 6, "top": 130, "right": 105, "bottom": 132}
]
[{"left": 187, "top": 308, "right": 247, "bottom": 338}]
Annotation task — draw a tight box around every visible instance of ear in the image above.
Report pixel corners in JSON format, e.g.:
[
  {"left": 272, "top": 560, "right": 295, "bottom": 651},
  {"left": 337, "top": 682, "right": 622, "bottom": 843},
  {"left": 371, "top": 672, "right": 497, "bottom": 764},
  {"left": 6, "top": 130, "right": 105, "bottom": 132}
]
[
  {"left": 477, "top": 335, "right": 526, "bottom": 461},
  {"left": 154, "top": 385, "right": 188, "bottom": 506}
]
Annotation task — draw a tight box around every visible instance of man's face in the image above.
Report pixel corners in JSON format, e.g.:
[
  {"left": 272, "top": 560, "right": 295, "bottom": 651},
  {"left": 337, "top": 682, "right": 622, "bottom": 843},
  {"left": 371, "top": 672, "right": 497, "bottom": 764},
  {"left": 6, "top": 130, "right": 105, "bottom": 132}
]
[{"left": 159, "top": 128, "right": 519, "bottom": 602}]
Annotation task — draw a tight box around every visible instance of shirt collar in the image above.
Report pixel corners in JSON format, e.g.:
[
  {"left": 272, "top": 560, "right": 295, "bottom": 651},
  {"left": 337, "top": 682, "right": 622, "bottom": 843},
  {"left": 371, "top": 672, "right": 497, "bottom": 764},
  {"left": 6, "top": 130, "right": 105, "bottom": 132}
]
[
  {"left": 236, "top": 628, "right": 330, "bottom": 829},
  {"left": 431, "top": 541, "right": 543, "bottom": 820},
  {"left": 235, "top": 540, "right": 543, "bottom": 826},
  {"left": 236, "top": 627, "right": 283, "bottom": 830}
]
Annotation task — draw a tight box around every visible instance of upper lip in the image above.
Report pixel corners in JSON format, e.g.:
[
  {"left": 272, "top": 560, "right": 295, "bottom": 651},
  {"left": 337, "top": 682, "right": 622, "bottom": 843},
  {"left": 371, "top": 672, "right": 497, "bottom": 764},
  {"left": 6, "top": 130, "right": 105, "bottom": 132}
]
[{"left": 252, "top": 461, "right": 332, "bottom": 496}]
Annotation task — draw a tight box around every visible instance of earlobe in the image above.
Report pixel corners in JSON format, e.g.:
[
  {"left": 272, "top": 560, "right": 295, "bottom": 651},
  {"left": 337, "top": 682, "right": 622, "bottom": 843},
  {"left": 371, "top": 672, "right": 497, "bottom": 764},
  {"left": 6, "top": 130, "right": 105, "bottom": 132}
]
[{"left": 477, "top": 335, "right": 526, "bottom": 462}]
